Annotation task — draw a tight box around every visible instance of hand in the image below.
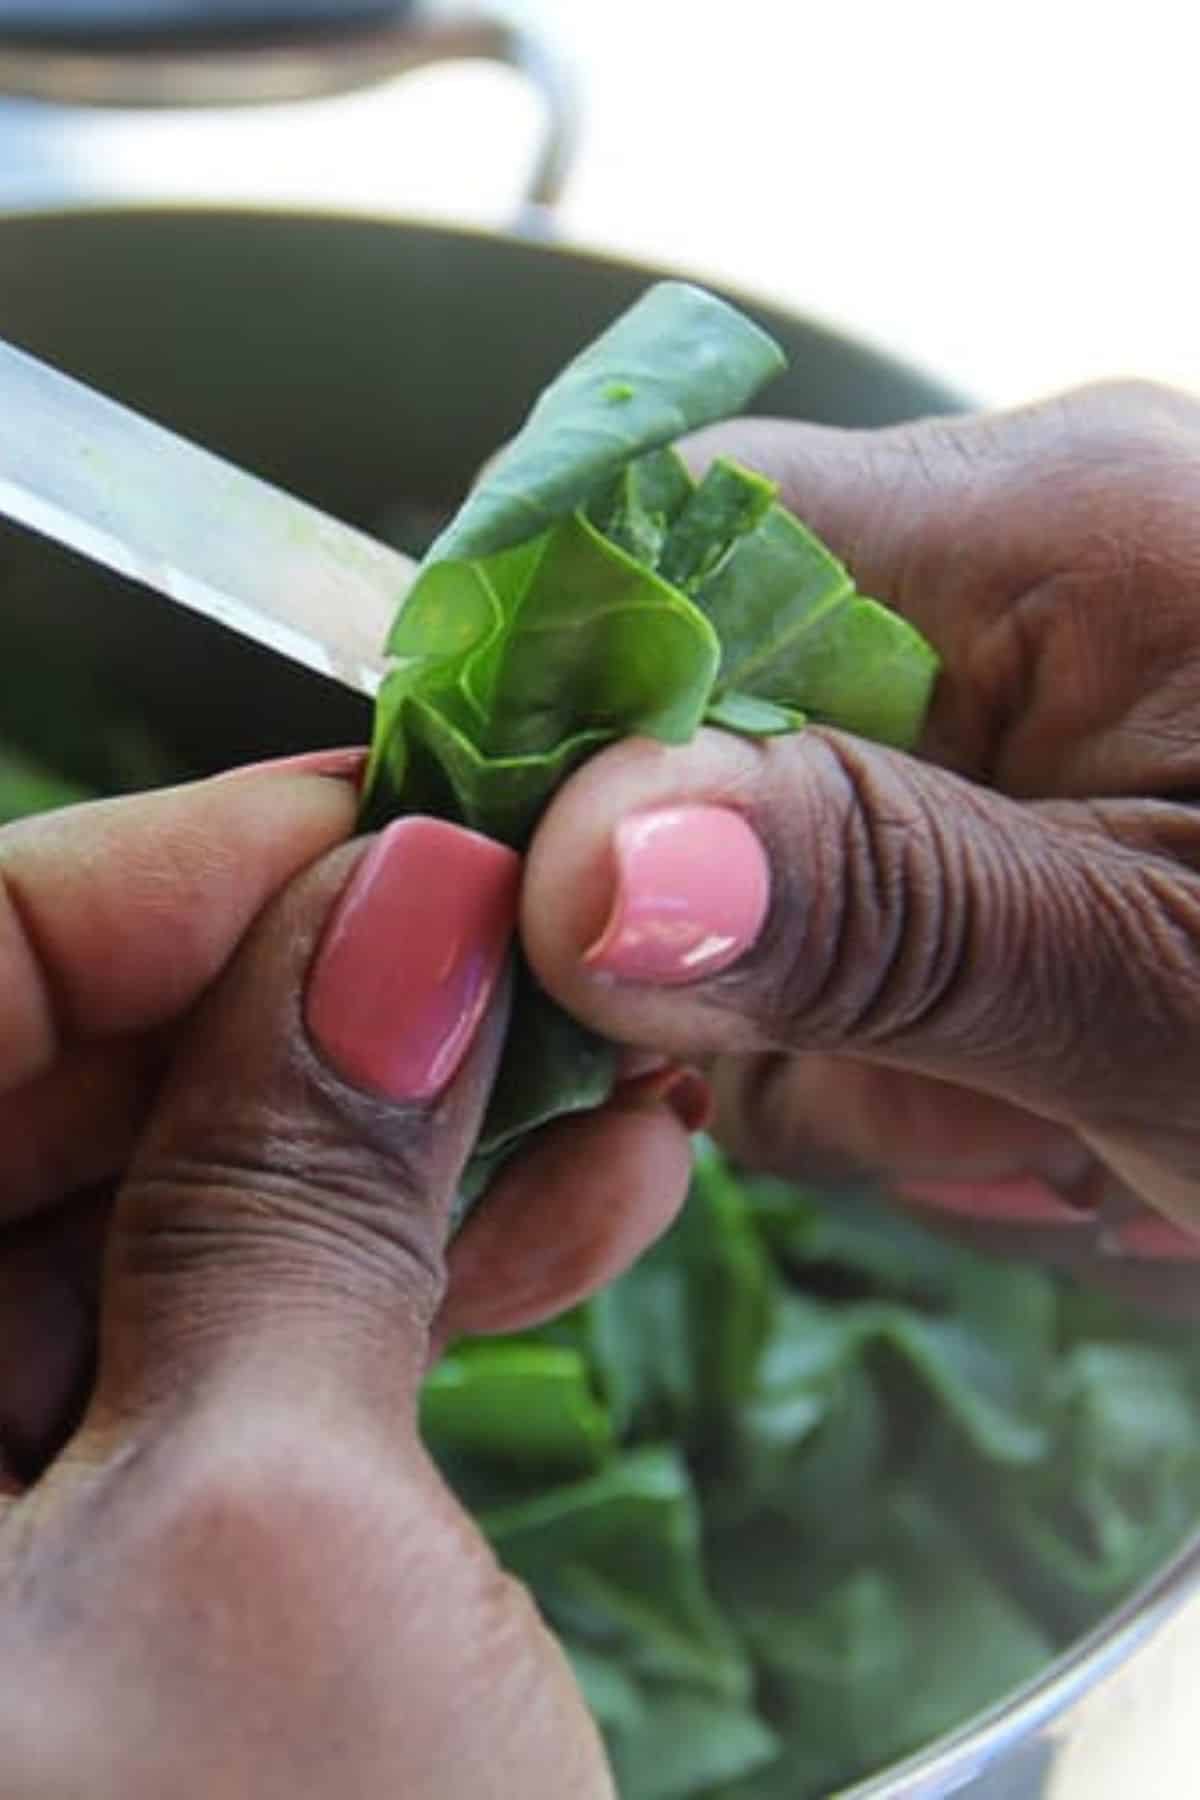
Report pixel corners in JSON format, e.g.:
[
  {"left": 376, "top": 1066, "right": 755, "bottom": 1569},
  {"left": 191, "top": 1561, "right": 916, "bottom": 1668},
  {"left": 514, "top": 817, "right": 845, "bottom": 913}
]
[
  {"left": 0, "top": 757, "right": 696, "bottom": 1485},
  {"left": 521, "top": 381, "right": 1200, "bottom": 1310},
  {"left": 0, "top": 762, "right": 705, "bottom": 1795}
]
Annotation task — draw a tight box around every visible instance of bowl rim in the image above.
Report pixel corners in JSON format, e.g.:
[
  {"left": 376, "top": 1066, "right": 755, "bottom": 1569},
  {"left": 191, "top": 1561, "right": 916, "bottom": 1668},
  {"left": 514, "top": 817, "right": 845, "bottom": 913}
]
[
  {"left": 0, "top": 196, "right": 967, "bottom": 422},
  {"left": 842, "top": 1522, "right": 1200, "bottom": 1795}
]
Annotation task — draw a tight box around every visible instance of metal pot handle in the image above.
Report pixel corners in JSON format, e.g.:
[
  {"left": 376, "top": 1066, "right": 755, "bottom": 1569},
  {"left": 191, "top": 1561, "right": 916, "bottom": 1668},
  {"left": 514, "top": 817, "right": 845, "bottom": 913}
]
[{"left": 0, "top": 13, "right": 577, "bottom": 220}]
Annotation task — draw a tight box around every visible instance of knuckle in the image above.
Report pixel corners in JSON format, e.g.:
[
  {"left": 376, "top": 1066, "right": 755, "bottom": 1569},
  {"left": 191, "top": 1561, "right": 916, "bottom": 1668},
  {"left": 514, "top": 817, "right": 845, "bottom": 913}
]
[
  {"left": 1068, "top": 378, "right": 1200, "bottom": 444},
  {"left": 118, "top": 1114, "right": 448, "bottom": 1321},
  {"left": 735, "top": 734, "right": 972, "bottom": 1051}
]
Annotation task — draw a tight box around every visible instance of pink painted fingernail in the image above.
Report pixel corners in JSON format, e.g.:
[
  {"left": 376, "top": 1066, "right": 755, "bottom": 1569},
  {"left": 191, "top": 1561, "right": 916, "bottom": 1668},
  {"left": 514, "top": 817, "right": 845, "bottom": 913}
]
[
  {"left": 899, "top": 1175, "right": 1094, "bottom": 1227},
  {"left": 584, "top": 805, "right": 770, "bottom": 986},
  {"left": 1105, "top": 1212, "right": 1200, "bottom": 1262},
  {"left": 305, "top": 818, "right": 520, "bottom": 1102},
  {"left": 219, "top": 747, "right": 368, "bottom": 785}
]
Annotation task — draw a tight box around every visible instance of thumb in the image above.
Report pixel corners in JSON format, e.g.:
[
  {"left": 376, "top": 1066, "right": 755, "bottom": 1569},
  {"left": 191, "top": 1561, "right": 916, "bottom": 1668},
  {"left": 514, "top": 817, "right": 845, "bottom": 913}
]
[
  {"left": 522, "top": 727, "right": 1200, "bottom": 1147},
  {"left": 87, "top": 816, "right": 518, "bottom": 1439}
]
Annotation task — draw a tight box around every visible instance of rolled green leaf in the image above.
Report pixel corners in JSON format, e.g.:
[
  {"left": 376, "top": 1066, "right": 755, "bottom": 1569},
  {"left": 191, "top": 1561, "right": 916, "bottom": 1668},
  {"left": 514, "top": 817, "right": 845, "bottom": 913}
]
[
  {"left": 421, "top": 1146, "right": 1200, "bottom": 1799},
  {"left": 427, "top": 282, "right": 786, "bottom": 562},
  {"left": 363, "top": 281, "right": 940, "bottom": 1195}
]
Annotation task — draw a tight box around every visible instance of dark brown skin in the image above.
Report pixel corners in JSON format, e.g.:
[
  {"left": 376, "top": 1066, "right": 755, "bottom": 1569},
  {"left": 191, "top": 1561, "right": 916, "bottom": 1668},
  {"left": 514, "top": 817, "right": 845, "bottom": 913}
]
[
  {"left": 524, "top": 382, "right": 1200, "bottom": 1311},
  {"left": 5, "top": 380, "right": 1200, "bottom": 1791},
  {"left": 0, "top": 772, "right": 701, "bottom": 1794}
]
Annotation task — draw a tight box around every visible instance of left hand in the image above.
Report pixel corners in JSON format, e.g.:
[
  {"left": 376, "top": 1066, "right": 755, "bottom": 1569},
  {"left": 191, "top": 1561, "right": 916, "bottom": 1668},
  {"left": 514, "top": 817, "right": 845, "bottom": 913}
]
[
  {"left": 0, "top": 756, "right": 696, "bottom": 1488},
  {"left": 0, "top": 764, "right": 654, "bottom": 1795}
]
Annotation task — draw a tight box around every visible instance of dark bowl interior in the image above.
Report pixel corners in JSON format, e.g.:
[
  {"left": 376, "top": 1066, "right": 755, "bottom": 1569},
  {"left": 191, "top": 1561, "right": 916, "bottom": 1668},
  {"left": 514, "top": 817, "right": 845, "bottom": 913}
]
[{"left": 0, "top": 208, "right": 961, "bottom": 783}]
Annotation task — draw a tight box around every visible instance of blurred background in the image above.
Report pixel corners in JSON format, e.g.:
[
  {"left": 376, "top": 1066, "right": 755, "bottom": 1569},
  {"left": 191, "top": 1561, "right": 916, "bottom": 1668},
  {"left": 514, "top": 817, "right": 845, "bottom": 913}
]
[
  {"left": 5, "top": 11, "right": 1200, "bottom": 1796},
  {"left": 1, "top": 0, "right": 1195, "bottom": 408}
]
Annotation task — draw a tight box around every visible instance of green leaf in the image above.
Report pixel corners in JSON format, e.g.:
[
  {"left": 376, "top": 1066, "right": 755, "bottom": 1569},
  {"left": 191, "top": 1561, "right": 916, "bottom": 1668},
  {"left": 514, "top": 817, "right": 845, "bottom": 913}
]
[
  {"left": 0, "top": 745, "right": 93, "bottom": 822},
  {"left": 369, "top": 511, "right": 721, "bottom": 841},
  {"left": 974, "top": 1342, "right": 1200, "bottom": 1631},
  {"left": 588, "top": 446, "right": 695, "bottom": 565},
  {"left": 564, "top": 1643, "right": 645, "bottom": 1734},
  {"left": 656, "top": 458, "right": 776, "bottom": 593},
  {"left": 679, "top": 1143, "right": 774, "bottom": 1422},
  {"left": 482, "top": 1447, "right": 751, "bottom": 1700},
  {"left": 421, "top": 1341, "right": 613, "bottom": 1474},
  {"left": 416, "top": 1143, "right": 1200, "bottom": 1798},
  {"left": 428, "top": 282, "right": 785, "bottom": 561},
  {"left": 458, "top": 964, "right": 617, "bottom": 1209},
  {"left": 584, "top": 1249, "right": 695, "bottom": 1440},
  {"left": 703, "top": 692, "right": 805, "bottom": 735},
  {"left": 362, "top": 286, "right": 940, "bottom": 1204},
  {"left": 695, "top": 506, "right": 938, "bottom": 750},
  {"left": 607, "top": 1691, "right": 780, "bottom": 1800},
  {"left": 724, "top": 1486, "right": 1052, "bottom": 1792},
  {"left": 773, "top": 591, "right": 942, "bottom": 749}
]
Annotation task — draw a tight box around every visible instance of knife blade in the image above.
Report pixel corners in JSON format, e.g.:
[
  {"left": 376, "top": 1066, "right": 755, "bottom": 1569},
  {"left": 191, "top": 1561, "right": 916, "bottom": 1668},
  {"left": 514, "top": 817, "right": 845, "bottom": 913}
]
[{"left": 0, "top": 335, "right": 418, "bottom": 698}]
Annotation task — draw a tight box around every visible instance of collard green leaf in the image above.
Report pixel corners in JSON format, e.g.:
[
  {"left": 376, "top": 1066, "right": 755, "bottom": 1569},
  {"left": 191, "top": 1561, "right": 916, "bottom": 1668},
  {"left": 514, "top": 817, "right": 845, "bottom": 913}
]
[
  {"left": 366, "top": 510, "right": 721, "bottom": 846},
  {"left": 390, "top": 514, "right": 721, "bottom": 761},
  {"left": 693, "top": 502, "right": 938, "bottom": 748},
  {"left": 589, "top": 446, "right": 695, "bottom": 565},
  {"left": 679, "top": 1143, "right": 774, "bottom": 1423},
  {"left": 584, "top": 1248, "right": 695, "bottom": 1440},
  {"left": 725, "top": 1486, "right": 1052, "bottom": 1792},
  {"left": 416, "top": 1142, "right": 1200, "bottom": 1799},
  {"left": 657, "top": 459, "right": 776, "bottom": 594},
  {"left": 428, "top": 282, "right": 785, "bottom": 562},
  {"left": 970, "top": 1341, "right": 1200, "bottom": 1633},
  {"left": 421, "top": 1341, "right": 613, "bottom": 1474},
  {"left": 0, "top": 745, "right": 92, "bottom": 822},
  {"left": 363, "top": 284, "right": 942, "bottom": 1198},
  {"left": 607, "top": 1691, "right": 781, "bottom": 1800},
  {"left": 483, "top": 1446, "right": 751, "bottom": 1700},
  {"left": 703, "top": 692, "right": 805, "bottom": 735},
  {"left": 565, "top": 1644, "right": 645, "bottom": 1735},
  {"left": 457, "top": 963, "right": 617, "bottom": 1211}
]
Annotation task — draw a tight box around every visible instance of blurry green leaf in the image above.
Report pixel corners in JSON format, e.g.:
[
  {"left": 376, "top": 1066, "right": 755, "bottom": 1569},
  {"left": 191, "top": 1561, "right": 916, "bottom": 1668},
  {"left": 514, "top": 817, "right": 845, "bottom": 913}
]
[
  {"left": 982, "top": 1342, "right": 1200, "bottom": 1631},
  {"left": 608, "top": 1691, "right": 780, "bottom": 1800},
  {"left": 565, "top": 1643, "right": 645, "bottom": 1734},
  {"left": 0, "top": 745, "right": 93, "bottom": 821},
  {"left": 421, "top": 1342, "right": 613, "bottom": 1475},
  {"left": 483, "top": 1448, "right": 749, "bottom": 1700},
  {"left": 727, "top": 1486, "right": 1052, "bottom": 1790}
]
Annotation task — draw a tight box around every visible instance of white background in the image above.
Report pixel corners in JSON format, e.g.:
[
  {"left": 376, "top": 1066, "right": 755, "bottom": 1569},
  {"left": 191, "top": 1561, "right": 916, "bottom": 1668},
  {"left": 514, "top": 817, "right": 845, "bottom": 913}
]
[
  {"left": 504, "top": 0, "right": 1200, "bottom": 409},
  {"left": 2, "top": 0, "right": 1197, "bottom": 410}
]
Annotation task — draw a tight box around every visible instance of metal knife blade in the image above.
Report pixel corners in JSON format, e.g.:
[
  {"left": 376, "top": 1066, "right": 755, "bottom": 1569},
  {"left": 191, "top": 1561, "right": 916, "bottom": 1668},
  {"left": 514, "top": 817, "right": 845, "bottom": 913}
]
[{"left": 0, "top": 335, "right": 418, "bottom": 698}]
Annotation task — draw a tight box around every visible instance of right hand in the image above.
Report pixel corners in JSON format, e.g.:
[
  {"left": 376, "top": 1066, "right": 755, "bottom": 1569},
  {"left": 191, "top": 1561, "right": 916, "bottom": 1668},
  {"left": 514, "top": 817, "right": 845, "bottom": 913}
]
[{"left": 521, "top": 381, "right": 1200, "bottom": 1311}]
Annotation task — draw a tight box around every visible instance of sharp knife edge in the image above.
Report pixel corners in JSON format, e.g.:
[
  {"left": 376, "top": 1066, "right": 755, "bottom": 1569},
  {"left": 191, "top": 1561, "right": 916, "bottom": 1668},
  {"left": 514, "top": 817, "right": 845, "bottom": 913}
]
[{"left": 0, "top": 336, "right": 418, "bottom": 698}]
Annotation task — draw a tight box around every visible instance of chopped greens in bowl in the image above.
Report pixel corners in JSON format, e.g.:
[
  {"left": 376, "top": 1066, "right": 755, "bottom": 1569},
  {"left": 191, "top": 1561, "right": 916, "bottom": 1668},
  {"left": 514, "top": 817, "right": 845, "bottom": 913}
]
[{"left": 6, "top": 280, "right": 1200, "bottom": 1797}]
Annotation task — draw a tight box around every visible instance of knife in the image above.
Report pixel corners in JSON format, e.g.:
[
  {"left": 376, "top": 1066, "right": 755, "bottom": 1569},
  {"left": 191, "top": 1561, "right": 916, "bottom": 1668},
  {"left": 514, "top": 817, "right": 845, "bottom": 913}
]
[{"left": 0, "top": 334, "right": 418, "bottom": 698}]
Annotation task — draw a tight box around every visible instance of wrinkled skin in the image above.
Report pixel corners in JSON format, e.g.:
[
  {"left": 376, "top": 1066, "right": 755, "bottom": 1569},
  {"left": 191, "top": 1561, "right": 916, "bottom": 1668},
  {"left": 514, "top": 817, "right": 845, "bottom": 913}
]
[
  {"left": 0, "top": 775, "right": 689, "bottom": 1795},
  {"left": 525, "top": 381, "right": 1200, "bottom": 1313},
  {"left": 6, "top": 379, "right": 1200, "bottom": 1792}
]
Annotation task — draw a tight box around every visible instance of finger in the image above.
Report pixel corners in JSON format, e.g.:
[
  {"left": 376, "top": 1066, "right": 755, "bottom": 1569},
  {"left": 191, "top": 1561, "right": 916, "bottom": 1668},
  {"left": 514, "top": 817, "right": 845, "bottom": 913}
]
[
  {"left": 435, "top": 1067, "right": 704, "bottom": 1347},
  {"left": 709, "top": 1052, "right": 1090, "bottom": 1189},
  {"left": 522, "top": 728, "right": 1200, "bottom": 1216},
  {"left": 0, "top": 1037, "right": 166, "bottom": 1226},
  {"left": 0, "top": 755, "right": 361, "bottom": 1096},
  {"left": 70, "top": 817, "right": 519, "bottom": 1447},
  {"left": 684, "top": 386, "right": 1200, "bottom": 793}
]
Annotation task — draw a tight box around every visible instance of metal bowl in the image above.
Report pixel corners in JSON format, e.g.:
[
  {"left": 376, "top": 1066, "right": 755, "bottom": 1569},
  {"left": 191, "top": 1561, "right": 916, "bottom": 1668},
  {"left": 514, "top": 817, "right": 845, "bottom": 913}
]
[{"left": 0, "top": 205, "right": 1194, "bottom": 1797}]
